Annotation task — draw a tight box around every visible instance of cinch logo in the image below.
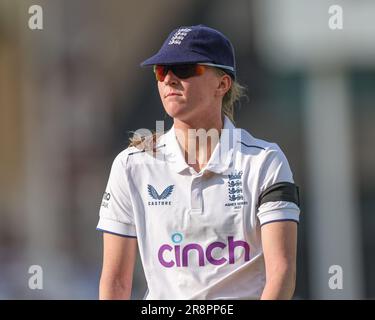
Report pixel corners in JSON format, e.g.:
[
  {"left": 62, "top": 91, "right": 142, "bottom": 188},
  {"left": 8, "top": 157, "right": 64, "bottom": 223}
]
[{"left": 158, "top": 233, "right": 250, "bottom": 268}]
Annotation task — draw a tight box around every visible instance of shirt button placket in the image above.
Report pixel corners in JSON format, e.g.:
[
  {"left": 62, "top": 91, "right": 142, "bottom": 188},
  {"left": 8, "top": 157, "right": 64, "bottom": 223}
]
[{"left": 190, "top": 175, "right": 203, "bottom": 215}]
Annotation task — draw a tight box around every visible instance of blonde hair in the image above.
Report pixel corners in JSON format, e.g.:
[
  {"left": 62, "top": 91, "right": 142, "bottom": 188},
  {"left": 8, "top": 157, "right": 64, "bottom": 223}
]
[
  {"left": 128, "top": 67, "right": 247, "bottom": 149},
  {"left": 214, "top": 68, "right": 247, "bottom": 123}
]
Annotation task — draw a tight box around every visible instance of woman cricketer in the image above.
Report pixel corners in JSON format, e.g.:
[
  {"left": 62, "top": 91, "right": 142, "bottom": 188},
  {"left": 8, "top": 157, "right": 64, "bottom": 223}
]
[{"left": 97, "top": 25, "right": 300, "bottom": 300}]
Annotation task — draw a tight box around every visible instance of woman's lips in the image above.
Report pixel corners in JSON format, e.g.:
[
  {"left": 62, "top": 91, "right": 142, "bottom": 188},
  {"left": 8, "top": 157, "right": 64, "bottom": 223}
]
[{"left": 165, "top": 92, "right": 182, "bottom": 98}]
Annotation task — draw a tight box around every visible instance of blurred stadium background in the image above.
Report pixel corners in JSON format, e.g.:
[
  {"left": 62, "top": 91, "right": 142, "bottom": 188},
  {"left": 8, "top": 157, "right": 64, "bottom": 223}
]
[{"left": 0, "top": 0, "right": 374, "bottom": 299}]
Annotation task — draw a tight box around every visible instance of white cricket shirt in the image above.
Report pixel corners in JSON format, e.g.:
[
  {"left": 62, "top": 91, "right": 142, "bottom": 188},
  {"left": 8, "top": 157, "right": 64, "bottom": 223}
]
[{"left": 97, "top": 116, "right": 300, "bottom": 299}]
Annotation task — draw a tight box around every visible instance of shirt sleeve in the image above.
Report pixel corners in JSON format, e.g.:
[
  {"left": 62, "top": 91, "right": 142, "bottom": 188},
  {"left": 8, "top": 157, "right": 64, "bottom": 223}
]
[
  {"left": 256, "top": 144, "right": 300, "bottom": 226},
  {"left": 96, "top": 152, "right": 137, "bottom": 238}
]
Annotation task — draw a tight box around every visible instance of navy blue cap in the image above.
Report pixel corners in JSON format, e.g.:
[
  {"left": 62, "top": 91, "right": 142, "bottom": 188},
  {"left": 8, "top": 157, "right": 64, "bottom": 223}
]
[{"left": 140, "top": 24, "right": 236, "bottom": 79}]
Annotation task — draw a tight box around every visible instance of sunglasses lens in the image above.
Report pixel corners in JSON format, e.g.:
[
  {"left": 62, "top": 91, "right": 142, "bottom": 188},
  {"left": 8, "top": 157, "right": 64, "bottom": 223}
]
[
  {"left": 172, "top": 65, "right": 198, "bottom": 79},
  {"left": 153, "top": 64, "right": 206, "bottom": 81},
  {"left": 153, "top": 65, "right": 167, "bottom": 81}
]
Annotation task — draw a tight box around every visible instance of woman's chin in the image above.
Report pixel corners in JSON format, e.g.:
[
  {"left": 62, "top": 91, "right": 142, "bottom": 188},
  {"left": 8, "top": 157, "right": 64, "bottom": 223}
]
[{"left": 164, "top": 104, "right": 190, "bottom": 119}]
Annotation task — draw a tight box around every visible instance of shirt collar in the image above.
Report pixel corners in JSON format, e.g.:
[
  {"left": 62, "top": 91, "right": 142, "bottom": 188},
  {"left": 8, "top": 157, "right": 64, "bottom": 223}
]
[{"left": 159, "top": 115, "right": 240, "bottom": 175}]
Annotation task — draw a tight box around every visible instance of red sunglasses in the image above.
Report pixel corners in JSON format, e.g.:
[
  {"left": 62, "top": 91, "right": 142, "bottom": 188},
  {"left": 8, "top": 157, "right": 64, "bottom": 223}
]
[{"left": 153, "top": 64, "right": 206, "bottom": 82}]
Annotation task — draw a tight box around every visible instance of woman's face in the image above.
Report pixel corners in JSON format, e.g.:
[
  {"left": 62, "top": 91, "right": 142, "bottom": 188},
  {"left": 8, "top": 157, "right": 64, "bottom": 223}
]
[{"left": 157, "top": 66, "right": 229, "bottom": 123}]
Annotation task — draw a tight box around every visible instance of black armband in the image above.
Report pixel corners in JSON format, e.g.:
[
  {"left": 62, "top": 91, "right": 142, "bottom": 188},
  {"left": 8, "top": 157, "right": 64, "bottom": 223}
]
[{"left": 258, "top": 182, "right": 300, "bottom": 208}]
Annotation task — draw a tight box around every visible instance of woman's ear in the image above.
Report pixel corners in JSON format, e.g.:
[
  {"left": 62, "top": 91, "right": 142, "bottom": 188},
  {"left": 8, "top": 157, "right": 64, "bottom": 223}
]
[{"left": 216, "top": 74, "right": 232, "bottom": 97}]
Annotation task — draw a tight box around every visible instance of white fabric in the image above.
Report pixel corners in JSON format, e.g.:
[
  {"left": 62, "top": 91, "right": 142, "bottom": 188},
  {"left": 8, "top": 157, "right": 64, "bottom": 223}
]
[{"left": 97, "top": 116, "right": 300, "bottom": 299}]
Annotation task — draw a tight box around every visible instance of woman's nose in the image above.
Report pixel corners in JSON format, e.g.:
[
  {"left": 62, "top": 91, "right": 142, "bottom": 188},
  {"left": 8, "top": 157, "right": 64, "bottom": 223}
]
[{"left": 163, "top": 70, "right": 178, "bottom": 85}]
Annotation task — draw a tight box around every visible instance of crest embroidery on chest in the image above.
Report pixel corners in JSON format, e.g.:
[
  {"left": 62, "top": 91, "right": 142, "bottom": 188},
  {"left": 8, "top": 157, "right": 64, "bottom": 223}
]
[
  {"left": 228, "top": 171, "right": 244, "bottom": 201},
  {"left": 225, "top": 171, "right": 248, "bottom": 208}
]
